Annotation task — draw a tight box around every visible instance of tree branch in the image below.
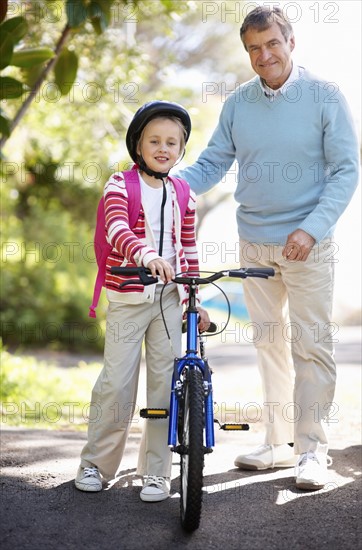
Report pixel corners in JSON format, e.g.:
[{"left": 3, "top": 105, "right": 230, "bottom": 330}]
[{"left": 0, "top": 24, "right": 71, "bottom": 151}]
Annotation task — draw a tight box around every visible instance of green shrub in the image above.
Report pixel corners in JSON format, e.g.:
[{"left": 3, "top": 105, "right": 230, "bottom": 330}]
[{"left": 0, "top": 347, "right": 102, "bottom": 429}]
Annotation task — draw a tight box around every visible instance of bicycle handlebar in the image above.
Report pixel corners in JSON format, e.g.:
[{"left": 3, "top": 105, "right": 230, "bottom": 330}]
[
  {"left": 229, "top": 267, "right": 275, "bottom": 279},
  {"left": 110, "top": 266, "right": 274, "bottom": 338},
  {"left": 110, "top": 266, "right": 275, "bottom": 288}
]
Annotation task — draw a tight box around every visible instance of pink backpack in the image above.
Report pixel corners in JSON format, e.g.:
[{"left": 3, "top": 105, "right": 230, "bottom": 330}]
[{"left": 89, "top": 168, "right": 190, "bottom": 318}]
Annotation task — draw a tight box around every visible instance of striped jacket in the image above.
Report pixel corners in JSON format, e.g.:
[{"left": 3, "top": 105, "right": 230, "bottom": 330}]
[{"left": 104, "top": 171, "right": 199, "bottom": 305}]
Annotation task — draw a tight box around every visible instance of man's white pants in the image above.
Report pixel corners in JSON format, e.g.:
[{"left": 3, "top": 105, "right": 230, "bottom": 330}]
[
  {"left": 239, "top": 239, "right": 336, "bottom": 455},
  {"left": 80, "top": 284, "right": 182, "bottom": 481}
]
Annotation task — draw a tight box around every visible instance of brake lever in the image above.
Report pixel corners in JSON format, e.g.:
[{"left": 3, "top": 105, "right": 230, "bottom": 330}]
[
  {"left": 138, "top": 270, "right": 159, "bottom": 285},
  {"left": 118, "top": 280, "right": 135, "bottom": 289},
  {"left": 119, "top": 271, "right": 159, "bottom": 289}
]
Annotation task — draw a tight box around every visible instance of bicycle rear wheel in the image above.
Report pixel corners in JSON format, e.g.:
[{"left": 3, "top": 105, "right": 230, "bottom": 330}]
[{"left": 179, "top": 368, "right": 204, "bottom": 532}]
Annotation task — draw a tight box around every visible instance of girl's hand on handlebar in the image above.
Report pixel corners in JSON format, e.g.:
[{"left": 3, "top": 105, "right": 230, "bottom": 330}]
[
  {"left": 147, "top": 257, "right": 175, "bottom": 283},
  {"left": 197, "top": 306, "right": 211, "bottom": 333}
]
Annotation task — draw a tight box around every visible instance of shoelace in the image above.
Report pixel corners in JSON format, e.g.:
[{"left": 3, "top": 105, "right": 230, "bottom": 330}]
[
  {"left": 144, "top": 475, "right": 165, "bottom": 488},
  {"left": 83, "top": 466, "right": 99, "bottom": 478}
]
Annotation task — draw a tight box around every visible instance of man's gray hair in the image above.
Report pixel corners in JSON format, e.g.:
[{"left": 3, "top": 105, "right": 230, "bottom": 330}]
[{"left": 240, "top": 6, "right": 294, "bottom": 50}]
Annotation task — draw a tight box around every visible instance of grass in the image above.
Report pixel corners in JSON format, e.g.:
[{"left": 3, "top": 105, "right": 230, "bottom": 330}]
[
  {"left": 0, "top": 348, "right": 102, "bottom": 430},
  {"left": 1, "top": 331, "right": 360, "bottom": 443}
]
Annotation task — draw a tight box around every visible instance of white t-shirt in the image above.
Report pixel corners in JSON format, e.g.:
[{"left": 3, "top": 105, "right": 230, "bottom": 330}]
[{"left": 140, "top": 175, "right": 176, "bottom": 271}]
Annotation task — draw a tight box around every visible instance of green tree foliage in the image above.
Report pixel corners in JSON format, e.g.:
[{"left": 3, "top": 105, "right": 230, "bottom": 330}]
[
  {"left": 0, "top": 0, "right": 193, "bottom": 146},
  {"left": 1, "top": 0, "right": 250, "bottom": 350},
  {"left": 0, "top": 1, "right": 197, "bottom": 350}
]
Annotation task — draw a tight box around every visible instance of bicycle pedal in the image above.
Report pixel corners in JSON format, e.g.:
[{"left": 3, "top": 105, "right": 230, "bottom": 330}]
[
  {"left": 140, "top": 408, "right": 169, "bottom": 419},
  {"left": 218, "top": 423, "right": 250, "bottom": 431}
]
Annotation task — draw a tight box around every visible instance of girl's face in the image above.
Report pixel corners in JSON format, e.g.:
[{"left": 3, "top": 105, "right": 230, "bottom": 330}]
[{"left": 137, "top": 117, "right": 183, "bottom": 173}]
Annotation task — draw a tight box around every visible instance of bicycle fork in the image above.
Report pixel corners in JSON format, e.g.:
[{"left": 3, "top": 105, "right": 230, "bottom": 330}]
[
  {"left": 168, "top": 358, "right": 215, "bottom": 450},
  {"left": 168, "top": 309, "right": 215, "bottom": 451}
]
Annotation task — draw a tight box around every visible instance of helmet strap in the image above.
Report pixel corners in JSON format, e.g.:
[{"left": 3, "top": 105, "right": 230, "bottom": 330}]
[
  {"left": 137, "top": 147, "right": 185, "bottom": 179},
  {"left": 138, "top": 158, "right": 169, "bottom": 179},
  {"left": 138, "top": 157, "right": 167, "bottom": 257},
  {"left": 158, "top": 179, "right": 167, "bottom": 257}
]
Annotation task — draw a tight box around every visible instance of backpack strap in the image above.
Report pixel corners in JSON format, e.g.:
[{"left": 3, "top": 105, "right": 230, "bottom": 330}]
[
  {"left": 123, "top": 168, "right": 141, "bottom": 228},
  {"left": 89, "top": 168, "right": 141, "bottom": 318},
  {"left": 89, "top": 171, "right": 189, "bottom": 319},
  {"left": 89, "top": 198, "right": 111, "bottom": 318},
  {"left": 122, "top": 172, "right": 190, "bottom": 224},
  {"left": 168, "top": 175, "right": 190, "bottom": 221}
]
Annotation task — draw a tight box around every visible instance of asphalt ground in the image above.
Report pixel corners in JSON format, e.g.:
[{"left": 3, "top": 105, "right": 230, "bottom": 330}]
[{"left": 1, "top": 327, "right": 361, "bottom": 549}]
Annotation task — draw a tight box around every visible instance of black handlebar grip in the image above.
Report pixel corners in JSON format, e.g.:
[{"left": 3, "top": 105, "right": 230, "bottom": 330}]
[
  {"left": 182, "top": 320, "right": 218, "bottom": 334},
  {"left": 111, "top": 267, "right": 151, "bottom": 275},
  {"left": 247, "top": 267, "right": 275, "bottom": 277},
  {"left": 229, "top": 268, "right": 275, "bottom": 279},
  {"left": 207, "top": 322, "right": 218, "bottom": 333}
]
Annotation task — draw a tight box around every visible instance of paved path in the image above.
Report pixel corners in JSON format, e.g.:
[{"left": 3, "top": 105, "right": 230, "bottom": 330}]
[{"left": 1, "top": 327, "right": 361, "bottom": 549}]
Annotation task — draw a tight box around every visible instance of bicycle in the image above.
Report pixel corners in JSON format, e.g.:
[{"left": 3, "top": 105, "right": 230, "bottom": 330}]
[{"left": 110, "top": 265, "right": 274, "bottom": 531}]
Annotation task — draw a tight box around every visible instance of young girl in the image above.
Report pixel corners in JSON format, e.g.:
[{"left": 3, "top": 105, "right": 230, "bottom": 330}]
[{"left": 75, "top": 101, "right": 209, "bottom": 502}]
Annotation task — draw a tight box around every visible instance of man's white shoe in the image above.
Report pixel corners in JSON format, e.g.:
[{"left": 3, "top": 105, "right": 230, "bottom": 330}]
[
  {"left": 75, "top": 466, "right": 102, "bottom": 492},
  {"left": 234, "top": 444, "right": 296, "bottom": 470},
  {"left": 140, "top": 475, "right": 170, "bottom": 502},
  {"left": 295, "top": 451, "right": 331, "bottom": 490}
]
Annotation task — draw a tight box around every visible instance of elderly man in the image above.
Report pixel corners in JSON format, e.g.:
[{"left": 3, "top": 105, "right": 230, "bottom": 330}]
[{"left": 180, "top": 6, "right": 359, "bottom": 490}]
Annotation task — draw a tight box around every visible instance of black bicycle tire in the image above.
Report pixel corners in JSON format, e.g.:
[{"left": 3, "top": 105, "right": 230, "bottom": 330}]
[{"left": 179, "top": 368, "right": 205, "bottom": 532}]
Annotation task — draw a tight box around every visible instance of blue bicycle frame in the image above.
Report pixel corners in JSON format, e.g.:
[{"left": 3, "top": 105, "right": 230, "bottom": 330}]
[
  {"left": 168, "top": 285, "right": 215, "bottom": 449},
  {"left": 110, "top": 264, "right": 275, "bottom": 532},
  {"left": 109, "top": 265, "right": 274, "bottom": 451}
]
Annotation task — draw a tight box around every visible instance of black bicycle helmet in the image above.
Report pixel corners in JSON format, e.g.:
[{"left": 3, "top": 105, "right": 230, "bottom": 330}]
[{"left": 126, "top": 100, "right": 192, "bottom": 165}]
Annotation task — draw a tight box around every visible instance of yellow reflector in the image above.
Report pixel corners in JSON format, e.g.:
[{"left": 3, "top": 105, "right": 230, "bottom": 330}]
[{"left": 224, "top": 424, "right": 244, "bottom": 430}]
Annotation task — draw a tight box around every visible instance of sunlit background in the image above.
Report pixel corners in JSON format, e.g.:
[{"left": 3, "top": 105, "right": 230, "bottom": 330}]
[
  {"left": 0, "top": 0, "right": 360, "bottom": 442},
  {"left": 1, "top": 0, "right": 361, "bottom": 358}
]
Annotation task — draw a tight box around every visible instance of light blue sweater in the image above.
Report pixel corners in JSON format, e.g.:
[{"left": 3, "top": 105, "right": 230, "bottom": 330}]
[{"left": 180, "top": 68, "right": 360, "bottom": 244}]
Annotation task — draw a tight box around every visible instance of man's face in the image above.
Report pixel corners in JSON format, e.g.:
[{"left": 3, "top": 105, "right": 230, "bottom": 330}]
[{"left": 243, "top": 22, "right": 295, "bottom": 89}]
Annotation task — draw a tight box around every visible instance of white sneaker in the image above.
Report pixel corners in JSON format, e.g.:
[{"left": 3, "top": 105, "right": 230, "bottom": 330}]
[
  {"left": 140, "top": 475, "right": 170, "bottom": 502},
  {"left": 75, "top": 466, "right": 102, "bottom": 492},
  {"left": 234, "top": 444, "right": 296, "bottom": 470},
  {"left": 295, "top": 451, "right": 331, "bottom": 490}
]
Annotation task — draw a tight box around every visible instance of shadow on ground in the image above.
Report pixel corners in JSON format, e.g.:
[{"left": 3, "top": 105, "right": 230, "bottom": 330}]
[{"left": 1, "top": 428, "right": 361, "bottom": 550}]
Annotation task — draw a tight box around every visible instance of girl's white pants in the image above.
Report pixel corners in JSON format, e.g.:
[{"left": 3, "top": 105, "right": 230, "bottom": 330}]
[{"left": 80, "top": 284, "right": 182, "bottom": 480}]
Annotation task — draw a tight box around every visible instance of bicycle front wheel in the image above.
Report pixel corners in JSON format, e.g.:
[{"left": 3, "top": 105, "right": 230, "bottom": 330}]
[{"left": 179, "top": 367, "right": 205, "bottom": 532}]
